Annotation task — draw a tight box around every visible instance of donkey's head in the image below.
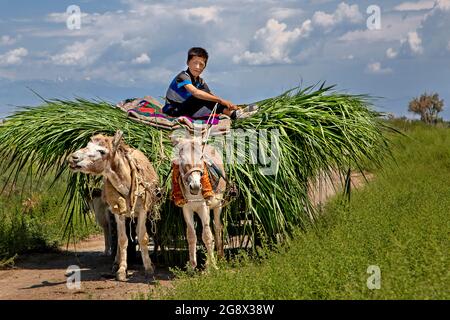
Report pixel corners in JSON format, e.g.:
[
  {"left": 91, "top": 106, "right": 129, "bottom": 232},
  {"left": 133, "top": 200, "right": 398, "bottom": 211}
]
[
  {"left": 68, "top": 131, "right": 123, "bottom": 175},
  {"left": 171, "top": 133, "right": 206, "bottom": 195}
]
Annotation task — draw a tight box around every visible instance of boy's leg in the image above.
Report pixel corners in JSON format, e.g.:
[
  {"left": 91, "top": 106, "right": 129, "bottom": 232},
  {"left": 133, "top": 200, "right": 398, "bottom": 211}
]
[{"left": 181, "top": 96, "right": 227, "bottom": 117}]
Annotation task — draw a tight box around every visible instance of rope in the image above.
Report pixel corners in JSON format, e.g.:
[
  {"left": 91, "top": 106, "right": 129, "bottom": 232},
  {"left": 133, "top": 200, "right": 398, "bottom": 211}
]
[{"left": 202, "top": 103, "right": 218, "bottom": 148}]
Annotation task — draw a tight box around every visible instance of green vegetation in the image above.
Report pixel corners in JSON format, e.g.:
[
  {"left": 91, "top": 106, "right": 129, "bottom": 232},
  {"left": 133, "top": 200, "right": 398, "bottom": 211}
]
[
  {"left": 156, "top": 121, "right": 449, "bottom": 299},
  {"left": 0, "top": 170, "right": 100, "bottom": 267}
]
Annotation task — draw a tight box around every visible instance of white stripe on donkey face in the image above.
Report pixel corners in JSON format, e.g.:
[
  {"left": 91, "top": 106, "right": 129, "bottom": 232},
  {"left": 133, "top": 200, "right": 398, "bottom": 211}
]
[{"left": 176, "top": 136, "right": 205, "bottom": 196}]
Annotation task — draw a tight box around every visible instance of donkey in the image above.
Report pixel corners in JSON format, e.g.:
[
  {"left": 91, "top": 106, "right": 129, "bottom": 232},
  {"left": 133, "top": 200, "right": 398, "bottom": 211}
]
[
  {"left": 87, "top": 188, "right": 113, "bottom": 256},
  {"left": 68, "top": 131, "right": 160, "bottom": 281},
  {"left": 171, "top": 132, "right": 226, "bottom": 270}
]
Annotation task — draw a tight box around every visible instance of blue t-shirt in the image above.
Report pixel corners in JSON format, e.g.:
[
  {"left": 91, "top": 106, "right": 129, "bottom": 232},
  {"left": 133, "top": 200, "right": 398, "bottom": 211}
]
[{"left": 164, "top": 69, "right": 210, "bottom": 108}]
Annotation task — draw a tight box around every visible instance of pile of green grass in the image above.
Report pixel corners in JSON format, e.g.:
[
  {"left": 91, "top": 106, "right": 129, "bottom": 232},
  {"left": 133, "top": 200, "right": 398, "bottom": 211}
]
[
  {"left": 157, "top": 120, "right": 449, "bottom": 299},
  {"left": 0, "top": 84, "right": 391, "bottom": 253}
]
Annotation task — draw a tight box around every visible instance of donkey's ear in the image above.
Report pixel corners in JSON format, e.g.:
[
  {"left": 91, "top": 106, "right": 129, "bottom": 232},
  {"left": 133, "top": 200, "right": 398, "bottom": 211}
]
[
  {"left": 170, "top": 134, "right": 180, "bottom": 145},
  {"left": 170, "top": 133, "right": 186, "bottom": 146},
  {"left": 112, "top": 130, "right": 123, "bottom": 150}
]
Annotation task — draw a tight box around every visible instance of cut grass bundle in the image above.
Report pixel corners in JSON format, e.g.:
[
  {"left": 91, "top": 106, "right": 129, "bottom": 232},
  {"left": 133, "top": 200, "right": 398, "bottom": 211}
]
[{"left": 0, "top": 84, "right": 393, "bottom": 258}]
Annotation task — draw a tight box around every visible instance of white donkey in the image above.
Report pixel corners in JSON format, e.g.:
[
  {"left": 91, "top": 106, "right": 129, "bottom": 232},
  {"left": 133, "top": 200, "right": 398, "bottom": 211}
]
[
  {"left": 171, "top": 132, "right": 226, "bottom": 270},
  {"left": 68, "top": 131, "right": 160, "bottom": 281}
]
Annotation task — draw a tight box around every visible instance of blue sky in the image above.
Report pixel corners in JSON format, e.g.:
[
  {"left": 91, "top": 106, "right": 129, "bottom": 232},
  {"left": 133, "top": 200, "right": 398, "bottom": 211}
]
[{"left": 1, "top": 0, "right": 450, "bottom": 119}]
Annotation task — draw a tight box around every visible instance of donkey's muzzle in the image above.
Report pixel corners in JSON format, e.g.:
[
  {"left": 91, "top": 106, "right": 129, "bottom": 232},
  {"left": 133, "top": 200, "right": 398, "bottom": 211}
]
[
  {"left": 67, "top": 153, "right": 81, "bottom": 170},
  {"left": 189, "top": 184, "right": 201, "bottom": 195}
]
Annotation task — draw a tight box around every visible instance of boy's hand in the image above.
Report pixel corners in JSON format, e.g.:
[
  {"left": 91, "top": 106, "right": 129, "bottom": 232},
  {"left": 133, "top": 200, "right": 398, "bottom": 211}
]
[{"left": 220, "top": 99, "right": 238, "bottom": 110}]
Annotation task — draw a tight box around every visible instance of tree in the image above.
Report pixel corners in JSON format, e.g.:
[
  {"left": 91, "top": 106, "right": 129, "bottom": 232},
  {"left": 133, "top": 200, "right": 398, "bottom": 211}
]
[{"left": 408, "top": 92, "right": 444, "bottom": 124}]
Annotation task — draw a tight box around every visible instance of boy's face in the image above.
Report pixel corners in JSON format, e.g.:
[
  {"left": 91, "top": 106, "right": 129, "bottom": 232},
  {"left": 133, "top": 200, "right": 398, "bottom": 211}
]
[{"left": 187, "top": 56, "right": 206, "bottom": 78}]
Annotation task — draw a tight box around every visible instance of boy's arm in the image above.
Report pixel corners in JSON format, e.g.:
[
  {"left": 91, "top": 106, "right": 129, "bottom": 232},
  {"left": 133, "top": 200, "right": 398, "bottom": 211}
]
[{"left": 184, "top": 84, "right": 237, "bottom": 110}]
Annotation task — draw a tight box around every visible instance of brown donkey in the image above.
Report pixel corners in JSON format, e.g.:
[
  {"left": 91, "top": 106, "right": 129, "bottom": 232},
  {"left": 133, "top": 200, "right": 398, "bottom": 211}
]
[{"left": 68, "top": 131, "right": 160, "bottom": 281}]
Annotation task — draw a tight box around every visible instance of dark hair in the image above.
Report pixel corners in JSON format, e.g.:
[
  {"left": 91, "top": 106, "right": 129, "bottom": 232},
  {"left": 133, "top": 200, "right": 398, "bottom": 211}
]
[{"left": 187, "top": 47, "right": 209, "bottom": 65}]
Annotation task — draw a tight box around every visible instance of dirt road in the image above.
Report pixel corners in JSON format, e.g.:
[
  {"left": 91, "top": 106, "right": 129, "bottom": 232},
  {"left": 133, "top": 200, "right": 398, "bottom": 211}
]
[{"left": 0, "top": 235, "right": 173, "bottom": 300}]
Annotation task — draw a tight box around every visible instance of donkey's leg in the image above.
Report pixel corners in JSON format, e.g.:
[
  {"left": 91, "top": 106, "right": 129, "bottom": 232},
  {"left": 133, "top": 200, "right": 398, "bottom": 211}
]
[
  {"left": 105, "top": 210, "right": 112, "bottom": 256},
  {"left": 101, "top": 208, "right": 111, "bottom": 256},
  {"left": 112, "top": 215, "right": 120, "bottom": 273},
  {"left": 137, "top": 207, "right": 154, "bottom": 275},
  {"left": 213, "top": 206, "right": 224, "bottom": 259},
  {"left": 182, "top": 207, "right": 197, "bottom": 268},
  {"left": 112, "top": 245, "right": 121, "bottom": 273},
  {"left": 115, "top": 214, "right": 128, "bottom": 281},
  {"left": 198, "top": 204, "right": 217, "bottom": 270}
]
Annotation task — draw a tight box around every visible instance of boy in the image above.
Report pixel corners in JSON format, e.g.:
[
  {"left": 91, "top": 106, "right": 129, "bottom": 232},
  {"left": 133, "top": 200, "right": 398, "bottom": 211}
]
[{"left": 163, "top": 47, "right": 257, "bottom": 120}]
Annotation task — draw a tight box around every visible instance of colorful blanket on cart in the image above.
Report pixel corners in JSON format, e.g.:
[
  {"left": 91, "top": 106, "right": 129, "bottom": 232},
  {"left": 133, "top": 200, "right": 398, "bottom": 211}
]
[{"left": 116, "top": 96, "right": 231, "bottom": 134}]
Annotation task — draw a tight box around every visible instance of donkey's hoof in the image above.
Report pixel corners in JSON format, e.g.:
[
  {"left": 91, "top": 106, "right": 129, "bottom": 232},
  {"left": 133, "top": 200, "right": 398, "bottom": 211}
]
[{"left": 116, "top": 270, "right": 127, "bottom": 281}]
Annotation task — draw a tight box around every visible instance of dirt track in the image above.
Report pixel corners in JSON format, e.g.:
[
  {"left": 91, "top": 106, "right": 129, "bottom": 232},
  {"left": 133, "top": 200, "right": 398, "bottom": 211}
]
[{"left": 0, "top": 235, "right": 173, "bottom": 300}]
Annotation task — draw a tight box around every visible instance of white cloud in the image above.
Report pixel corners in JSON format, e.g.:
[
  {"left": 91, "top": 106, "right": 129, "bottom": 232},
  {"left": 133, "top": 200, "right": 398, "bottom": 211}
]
[
  {"left": 312, "top": 2, "right": 363, "bottom": 29},
  {"left": 269, "top": 7, "right": 304, "bottom": 20},
  {"left": 0, "top": 35, "right": 17, "bottom": 46},
  {"left": 394, "top": 0, "right": 436, "bottom": 11},
  {"left": 386, "top": 48, "right": 398, "bottom": 59},
  {"left": 213, "top": 39, "right": 246, "bottom": 57},
  {"left": 132, "top": 53, "right": 151, "bottom": 64},
  {"left": 406, "top": 31, "right": 424, "bottom": 54},
  {"left": 87, "top": 64, "right": 173, "bottom": 85},
  {"left": 366, "top": 62, "right": 393, "bottom": 74},
  {"left": 40, "top": 4, "right": 224, "bottom": 69},
  {"left": 312, "top": 11, "right": 335, "bottom": 28},
  {"left": 46, "top": 12, "right": 95, "bottom": 24},
  {"left": 41, "top": 4, "right": 221, "bottom": 40},
  {"left": 182, "top": 6, "right": 221, "bottom": 24},
  {"left": 448, "top": 41, "right": 450, "bottom": 51},
  {"left": 233, "top": 18, "right": 312, "bottom": 65},
  {"left": 51, "top": 39, "right": 101, "bottom": 66},
  {"left": 112, "top": 2, "right": 222, "bottom": 25},
  {"left": 0, "top": 47, "right": 28, "bottom": 66},
  {"left": 339, "top": 13, "right": 424, "bottom": 43},
  {"left": 392, "top": 0, "right": 450, "bottom": 58},
  {"left": 436, "top": 0, "right": 450, "bottom": 10}
]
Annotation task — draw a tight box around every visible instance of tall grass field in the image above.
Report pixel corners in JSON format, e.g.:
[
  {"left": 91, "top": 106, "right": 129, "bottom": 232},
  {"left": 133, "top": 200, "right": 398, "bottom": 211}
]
[{"left": 156, "top": 120, "right": 449, "bottom": 299}]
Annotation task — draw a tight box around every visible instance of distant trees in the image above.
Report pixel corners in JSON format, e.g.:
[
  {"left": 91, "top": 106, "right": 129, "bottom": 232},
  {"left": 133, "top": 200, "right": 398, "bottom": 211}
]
[{"left": 408, "top": 92, "right": 444, "bottom": 124}]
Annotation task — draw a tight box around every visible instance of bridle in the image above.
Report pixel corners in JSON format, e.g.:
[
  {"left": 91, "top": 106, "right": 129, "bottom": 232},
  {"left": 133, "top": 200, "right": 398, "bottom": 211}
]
[{"left": 178, "top": 154, "right": 205, "bottom": 191}]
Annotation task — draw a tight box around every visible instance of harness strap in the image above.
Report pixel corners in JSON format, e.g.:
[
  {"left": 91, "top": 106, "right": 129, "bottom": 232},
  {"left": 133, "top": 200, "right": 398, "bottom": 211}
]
[
  {"left": 204, "top": 154, "right": 229, "bottom": 184},
  {"left": 182, "top": 167, "right": 203, "bottom": 184}
]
